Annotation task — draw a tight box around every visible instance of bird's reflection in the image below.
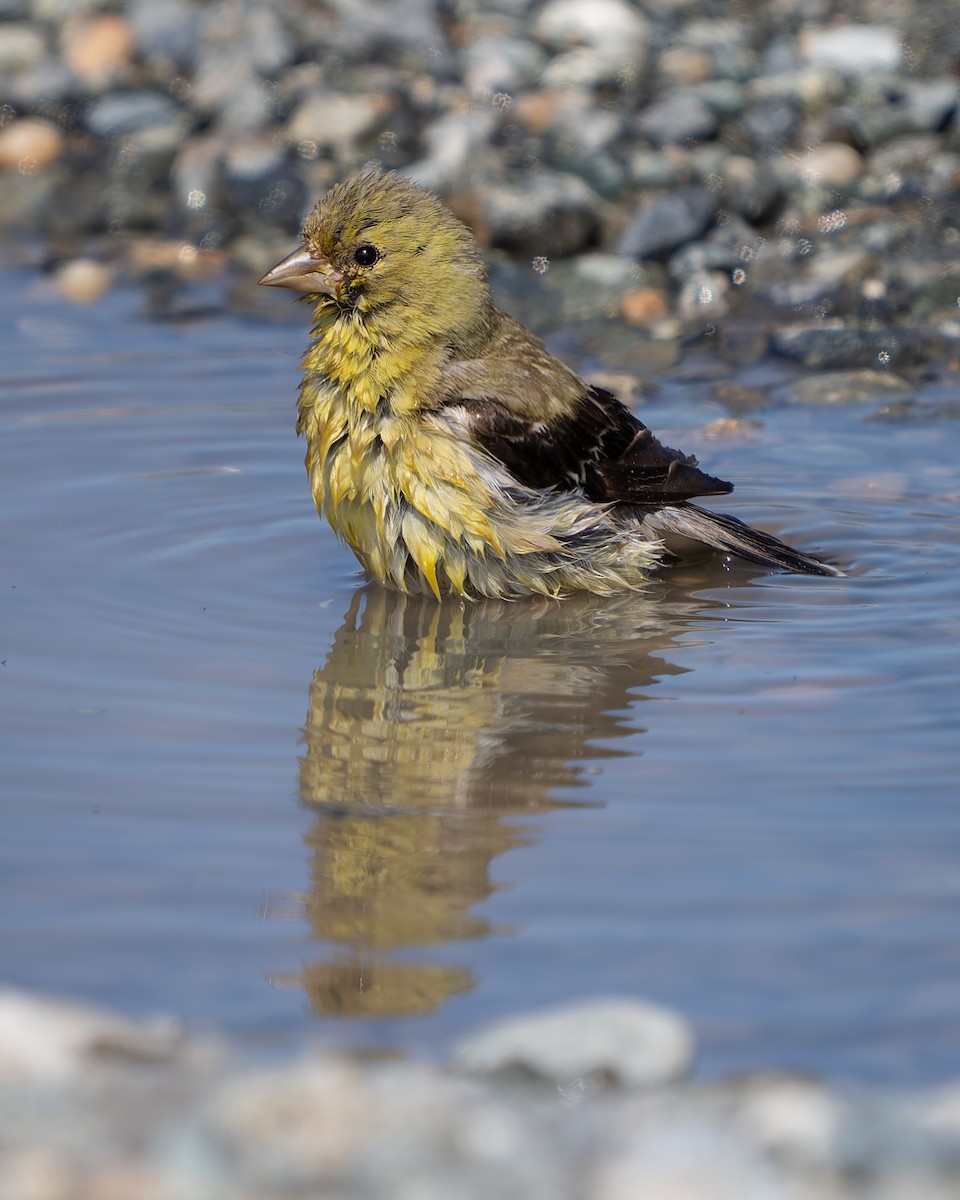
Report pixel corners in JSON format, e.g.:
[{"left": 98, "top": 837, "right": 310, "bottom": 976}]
[{"left": 283, "top": 583, "right": 715, "bottom": 1018}]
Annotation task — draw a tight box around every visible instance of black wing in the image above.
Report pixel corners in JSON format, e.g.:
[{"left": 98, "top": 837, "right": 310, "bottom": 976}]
[{"left": 445, "top": 386, "right": 733, "bottom": 505}]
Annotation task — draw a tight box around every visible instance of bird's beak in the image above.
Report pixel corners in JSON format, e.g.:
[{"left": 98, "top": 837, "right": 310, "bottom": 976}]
[{"left": 258, "top": 243, "right": 343, "bottom": 296}]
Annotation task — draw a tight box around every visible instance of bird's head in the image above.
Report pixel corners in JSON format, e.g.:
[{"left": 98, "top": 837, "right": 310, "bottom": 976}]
[{"left": 260, "top": 170, "right": 493, "bottom": 352}]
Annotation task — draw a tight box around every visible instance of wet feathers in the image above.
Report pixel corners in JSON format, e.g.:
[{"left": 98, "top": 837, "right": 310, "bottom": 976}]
[{"left": 260, "top": 170, "right": 838, "bottom": 598}]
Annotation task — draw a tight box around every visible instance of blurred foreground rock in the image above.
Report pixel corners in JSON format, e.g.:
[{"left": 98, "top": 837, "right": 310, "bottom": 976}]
[{"left": 4, "top": 987, "right": 960, "bottom": 1199}]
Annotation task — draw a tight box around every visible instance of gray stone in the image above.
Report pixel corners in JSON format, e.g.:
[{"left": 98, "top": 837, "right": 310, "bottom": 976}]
[
  {"left": 784, "top": 369, "right": 914, "bottom": 405},
  {"left": 617, "top": 186, "right": 717, "bottom": 260},
  {"left": 0, "top": 22, "right": 46, "bottom": 73},
  {"left": 462, "top": 36, "right": 546, "bottom": 96},
  {"left": 772, "top": 321, "right": 928, "bottom": 370},
  {"left": 404, "top": 110, "right": 497, "bottom": 192},
  {"left": 453, "top": 997, "right": 695, "bottom": 1087},
  {"left": 637, "top": 91, "right": 719, "bottom": 146},
  {"left": 480, "top": 171, "right": 602, "bottom": 258},
  {"left": 127, "top": 0, "right": 201, "bottom": 68},
  {"left": 83, "top": 89, "right": 185, "bottom": 137},
  {"left": 762, "top": 248, "right": 874, "bottom": 309},
  {"left": 903, "top": 79, "right": 960, "bottom": 134}
]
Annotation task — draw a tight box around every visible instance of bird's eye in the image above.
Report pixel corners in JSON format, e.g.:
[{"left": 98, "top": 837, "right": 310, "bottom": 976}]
[{"left": 353, "top": 244, "right": 379, "bottom": 267}]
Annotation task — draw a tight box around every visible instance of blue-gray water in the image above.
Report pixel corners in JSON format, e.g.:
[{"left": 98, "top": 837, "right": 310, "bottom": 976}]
[{"left": 2, "top": 267, "right": 959, "bottom": 1083}]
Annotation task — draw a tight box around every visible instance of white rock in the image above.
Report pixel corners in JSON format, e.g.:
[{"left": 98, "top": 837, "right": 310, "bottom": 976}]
[
  {"left": 534, "top": 0, "right": 650, "bottom": 88},
  {"left": 453, "top": 996, "right": 694, "bottom": 1088},
  {"left": 0, "top": 988, "right": 183, "bottom": 1082},
  {"left": 798, "top": 25, "right": 902, "bottom": 75},
  {"left": 734, "top": 1077, "right": 845, "bottom": 1162},
  {"left": 534, "top": 0, "right": 648, "bottom": 51}
]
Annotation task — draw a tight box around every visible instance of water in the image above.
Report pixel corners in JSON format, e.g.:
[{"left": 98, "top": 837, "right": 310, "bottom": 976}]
[{"left": 2, "top": 266, "right": 959, "bottom": 1083}]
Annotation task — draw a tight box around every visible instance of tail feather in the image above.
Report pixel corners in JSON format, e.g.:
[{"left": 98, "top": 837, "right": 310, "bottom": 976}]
[{"left": 646, "top": 502, "right": 843, "bottom": 577}]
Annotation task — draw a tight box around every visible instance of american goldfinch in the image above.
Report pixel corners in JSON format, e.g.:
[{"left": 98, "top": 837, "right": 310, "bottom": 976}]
[{"left": 260, "top": 170, "right": 839, "bottom": 599}]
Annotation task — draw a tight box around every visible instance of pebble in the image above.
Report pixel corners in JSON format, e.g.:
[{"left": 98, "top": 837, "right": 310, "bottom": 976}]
[
  {"left": 478, "top": 171, "right": 602, "bottom": 258},
  {"left": 0, "top": 22, "right": 46, "bottom": 72},
  {"left": 83, "top": 90, "right": 185, "bottom": 138},
  {"left": 772, "top": 321, "right": 927, "bottom": 370},
  {"left": 798, "top": 25, "right": 902, "bottom": 75},
  {"left": 678, "top": 269, "right": 731, "bottom": 321},
  {"left": 783, "top": 369, "right": 914, "bottom": 406},
  {"left": 0, "top": 988, "right": 183, "bottom": 1082},
  {"left": 60, "top": 13, "right": 134, "bottom": 86},
  {"left": 622, "top": 286, "right": 671, "bottom": 325},
  {"left": 534, "top": 0, "right": 650, "bottom": 88},
  {"left": 462, "top": 35, "right": 546, "bottom": 97},
  {"left": 617, "top": 186, "right": 718, "bottom": 261},
  {"left": 51, "top": 258, "right": 114, "bottom": 305},
  {"left": 636, "top": 91, "right": 719, "bottom": 146},
  {"left": 795, "top": 142, "right": 865, "bottom": 188},
  {"left": 452, "top": 996, "right": 695, "bottom": 1088},
  {"left": 286, "top": 89, "right": 392, "bottom": 152},
  {"left": 0, "top": 116, "right": 64, "bottom": 170},
  {"left": 761, "top": 247, "right": 873, "bottom": 310}
]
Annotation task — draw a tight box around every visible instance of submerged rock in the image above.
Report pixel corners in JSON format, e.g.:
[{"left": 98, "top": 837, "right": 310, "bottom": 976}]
[{"left": 783, "top": 368, "right": 914, "bottom": 405}]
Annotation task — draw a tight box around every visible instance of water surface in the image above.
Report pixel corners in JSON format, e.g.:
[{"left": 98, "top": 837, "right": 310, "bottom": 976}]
[{"left": 2, "top": 267, "right": 959, "bottom": 1082}]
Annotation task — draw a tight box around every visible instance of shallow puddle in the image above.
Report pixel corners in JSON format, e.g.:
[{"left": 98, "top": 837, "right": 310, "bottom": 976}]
[{"left": 2, "top": 266, "right": 959, "bottom": 1083}]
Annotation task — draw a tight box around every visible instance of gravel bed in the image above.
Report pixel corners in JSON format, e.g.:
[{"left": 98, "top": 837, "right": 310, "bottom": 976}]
[{"left": 0, "top": 0, "right": 958, "bottom": 389}]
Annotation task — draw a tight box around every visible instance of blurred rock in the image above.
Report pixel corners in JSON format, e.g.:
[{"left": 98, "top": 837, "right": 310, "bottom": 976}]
[
  {"left": 637, "top": 91, "right": 719, "bottom": 146},
  {"left": 761, "top": 247, "right": 874, "bottom": 310},
  {"left": 783, "top": 369, "right": 914, "bottom": 405},
  {"left": 84, "top": 90, "right": 186, "bottom": 138},
  {"left": 798, "top": 25, "right": 902, "bottom": 75},
  {"left": 796, "top": 142, "right": 864, "bottom": 188},
  {"left": 0, "top": 22, "right": 46, "bottom": 73},
  {"left": 462, "top": 35, "right": 546, "bottom": 96},
  {"left": 622, "top": 286, "right": 670, "bottom": 326},
  {"left": 678, "top": 269, "right": 731, "bottom": 321},
  {"left": 453, "top": 996, "right": 695, "bottom": 1088},
  {"left": 0, "top": 988, "right": 183, "bottom": 1081},
  {"left": 3, "top": 988, "right": 960, "bottom": 1198},
  {"left": 51, "top": 257, "right": 114, "bottom": 304},
  {"left": 772, "top": 321, "right": 927, "bottom": 370},
  {"left": 127, "top": 0, "right": 201, "bottom": 69},
  {"left": 60, "top": 13, "right": 134, "bottom": 87},
  {"left": 0, "top": 117, "right": 65, "bottom": 170},
  {"left": 617, "top": 186, "right": 717, "bottom": 261},
  {"left": 479, "top": 171, "right": 602, "bottom": 258},
  {"left": 286, "top": 89, "right": 393, "bottom": 152},
  {"left": 659, "top": 45, "right": 713, "bottom": 87},
  {"left": 222, "top": 136, "right": 306, "bottom": 230},
  {"left": 535, "top": 0, "right": 650, "bottom": 88},
  {"left": 404, "top": 110, "right": 497, "bottom": 192}
]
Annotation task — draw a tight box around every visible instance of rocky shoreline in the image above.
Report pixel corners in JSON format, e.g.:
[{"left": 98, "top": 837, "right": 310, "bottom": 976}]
[
  {"left": 4, "top": 987, "right": 960, "bottom": 1199},
  {"left": 0, "top": 0, "right": 958, "bottom": 385}
]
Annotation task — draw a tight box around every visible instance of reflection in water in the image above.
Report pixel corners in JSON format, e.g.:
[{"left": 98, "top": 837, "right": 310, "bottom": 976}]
[{"left": 284, "top": 585, "right": 712, "bottom": 1018}]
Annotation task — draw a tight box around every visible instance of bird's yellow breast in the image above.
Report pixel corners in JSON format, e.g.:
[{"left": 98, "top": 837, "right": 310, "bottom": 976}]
[{"left": 297, "top": 308, "right": 518, "bottom": 597}]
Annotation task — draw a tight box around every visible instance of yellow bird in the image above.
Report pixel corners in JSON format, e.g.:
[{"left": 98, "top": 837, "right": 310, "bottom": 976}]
[{"left": 260, "top": 170, "right": 839, "bottom": 599}]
